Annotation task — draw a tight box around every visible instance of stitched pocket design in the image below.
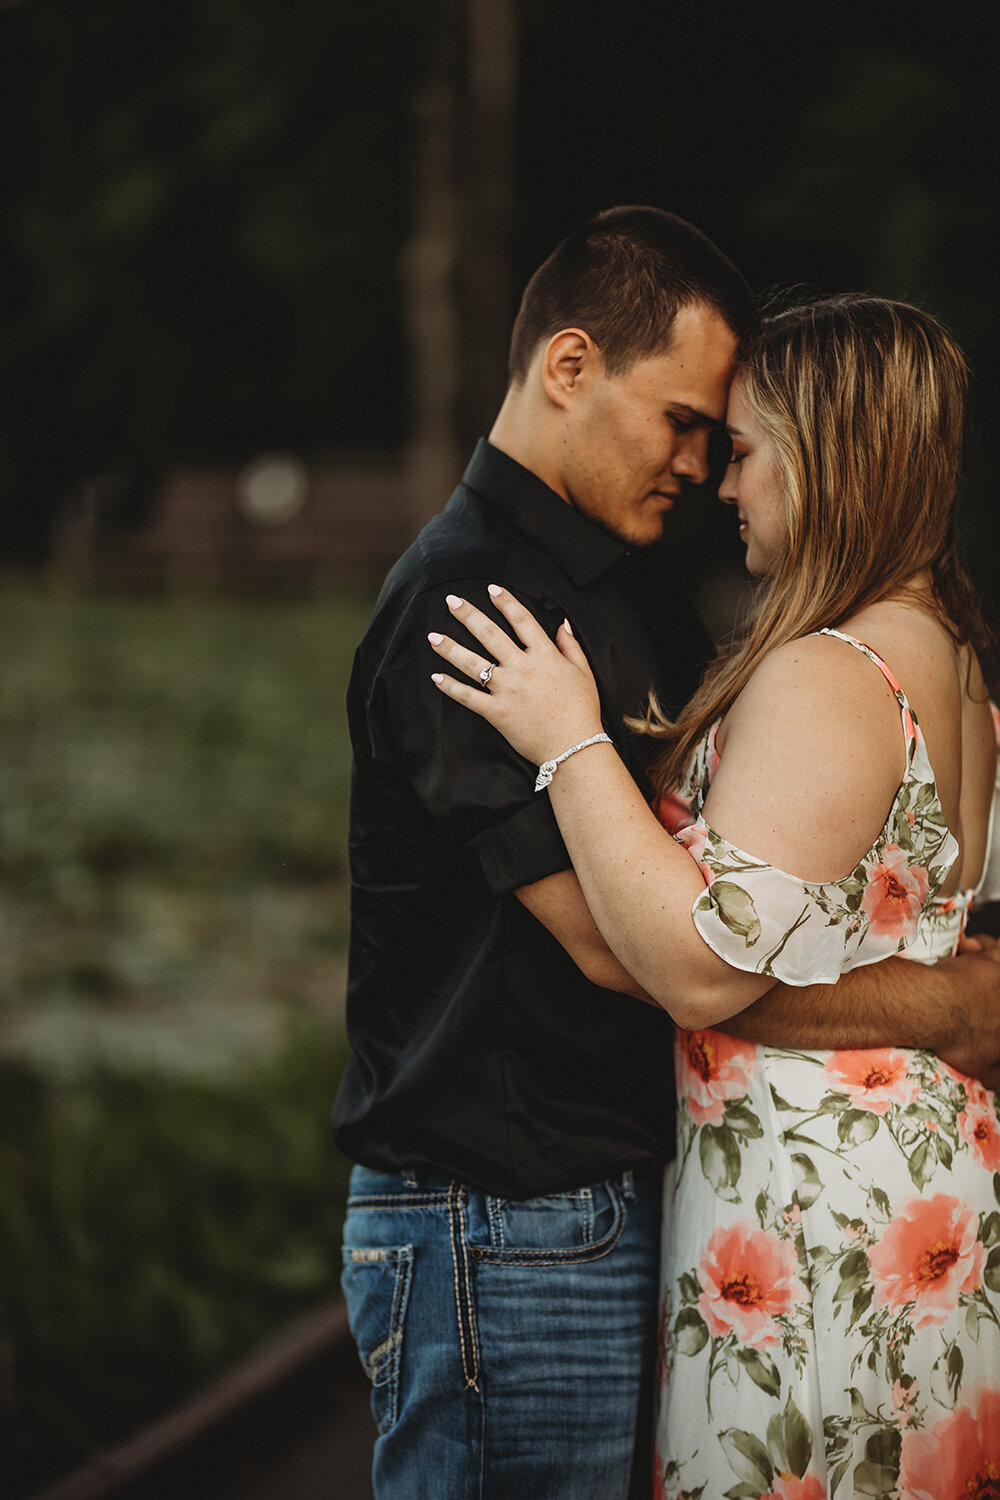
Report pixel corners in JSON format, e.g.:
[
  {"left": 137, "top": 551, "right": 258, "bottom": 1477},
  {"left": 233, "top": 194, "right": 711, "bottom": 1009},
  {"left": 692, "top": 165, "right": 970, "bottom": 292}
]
[{"left": 341, "top": 1243, "right": 414, "bottom": 1434}]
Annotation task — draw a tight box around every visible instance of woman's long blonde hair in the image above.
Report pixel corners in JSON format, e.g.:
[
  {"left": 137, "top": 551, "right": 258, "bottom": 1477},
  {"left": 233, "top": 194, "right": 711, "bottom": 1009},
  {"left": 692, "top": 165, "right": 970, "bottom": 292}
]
[{"left": 640, "top": 294, "right": 989, "bottom": 793}]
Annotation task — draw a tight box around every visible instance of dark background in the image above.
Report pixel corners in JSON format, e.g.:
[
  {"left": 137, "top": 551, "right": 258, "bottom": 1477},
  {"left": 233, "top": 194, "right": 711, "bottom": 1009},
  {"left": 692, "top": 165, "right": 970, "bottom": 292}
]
[{"left": 0, "top": 0, "right": 997, "bottom": 600}]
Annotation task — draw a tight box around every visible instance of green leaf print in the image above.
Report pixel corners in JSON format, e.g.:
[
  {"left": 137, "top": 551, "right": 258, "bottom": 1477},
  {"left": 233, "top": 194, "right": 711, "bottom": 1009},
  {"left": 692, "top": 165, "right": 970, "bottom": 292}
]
[
  {"left": 734, "top": 1345, "right": 781, "bottom": 1397},
  {"left": 868, "top": 1186, "right": 891, "bottom": 1220},
  {"left": 930, "top": 1339, "right": 964, "bottom": 1407},
  {"left": 828, "top": 1457, "right": 851, "bottom": 1497},
  {"left": 837, "top": 1108, "right": 880, "bottom": 1147},
  {"left": 699, "top": 1123, "right": 741, "bottom": 1197},
  {"left": 677, "top": 1269, "right": 701, "bottom": 1305},
  {"left": 849, "top": 1283, "right": 874, "bottom": 1329},
  {"left": 724, "top": 1101, "right": 765, "bottom": 1139},
  {"left": 853, "top": 1428, "right": 901, "bottom": 1496},
  {"left": 710, "top": 881, "right": 761, "bottom": 944},
  {"left": 982, "top": 1210, "right": 1000, "bottom": 1249},
  {"left": 791, "top": 1152, "right": 823, "bottom": 1209},
  {"left": 934, "top": 1130, "right": 954, "bottom": 1169},
  {"left": 673, "top": 1305, "right": 709, "bottom": 1357},
  {"left": 833, "top": 1248, "right": 870, "bottom": 1303},
  {"left": 853, "top": 1459, "right": 900, "bottom": 1496},
  {"left": 893, "top": 809, "right": 914, "bottom": 849},
  {"left": 720, "top": 1428, "right": 773, "bottom": 1489},
  {"left": 984, "top": 1245, "right": 1000, "bottom": 1293},
  {"left": 766, "top": 1391, "right": 813, "bottom": 1478},
  {"left": 907, "top": 1138, "right": 936, "bottom": 1190},
  {"left": 993, "top": 1171, "right": 1000, "bottom": 1206}
]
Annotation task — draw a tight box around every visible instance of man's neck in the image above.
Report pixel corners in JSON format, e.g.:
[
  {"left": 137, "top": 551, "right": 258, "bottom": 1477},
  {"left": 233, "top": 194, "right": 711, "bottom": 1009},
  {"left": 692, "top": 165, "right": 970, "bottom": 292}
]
[{"left": 488, "top": 400, "right": 570, "bottom": 505}]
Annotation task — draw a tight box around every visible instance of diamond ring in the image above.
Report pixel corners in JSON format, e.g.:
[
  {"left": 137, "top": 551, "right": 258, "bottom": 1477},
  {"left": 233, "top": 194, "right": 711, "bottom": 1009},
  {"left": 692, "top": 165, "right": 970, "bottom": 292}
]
[{"left": 479, "top": 663, "right": 495, "bottom": 688}]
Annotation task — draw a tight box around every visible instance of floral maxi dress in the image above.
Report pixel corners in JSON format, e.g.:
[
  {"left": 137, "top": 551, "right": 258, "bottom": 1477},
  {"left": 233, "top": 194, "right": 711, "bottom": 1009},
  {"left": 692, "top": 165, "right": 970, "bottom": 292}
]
[{"left": 655, "top": 630, "right": 1000, "bottom": 1500}]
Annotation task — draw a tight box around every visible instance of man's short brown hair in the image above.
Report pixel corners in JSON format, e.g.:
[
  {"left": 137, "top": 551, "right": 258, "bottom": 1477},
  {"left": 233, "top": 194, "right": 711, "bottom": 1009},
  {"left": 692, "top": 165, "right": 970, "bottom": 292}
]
[{"left": 508, "top": 206, "right": 753, "bottom": 386}]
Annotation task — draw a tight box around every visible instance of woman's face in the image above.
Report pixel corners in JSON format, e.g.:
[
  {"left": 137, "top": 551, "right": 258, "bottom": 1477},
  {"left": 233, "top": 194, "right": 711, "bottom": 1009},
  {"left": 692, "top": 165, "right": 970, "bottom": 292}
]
[{"left": 719, "top": 375, "right": 789, "bottom": 576}]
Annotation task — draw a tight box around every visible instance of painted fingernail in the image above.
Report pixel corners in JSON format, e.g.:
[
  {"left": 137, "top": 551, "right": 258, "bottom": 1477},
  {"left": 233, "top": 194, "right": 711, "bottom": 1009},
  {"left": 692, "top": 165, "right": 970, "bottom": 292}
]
[
  {"left": 446, "top": 594, "right": 463, "bottom": 608},
  {"left": 562, "top": 618, "right": 573, "bottom": 636},
  {"left": 428, "top": 632, "right": 444, "bottom": 645},
  {"left": 488, "top": 584, "right": 503, "bottom": 597},
  {"left": 431, "top": 673, "right": 444, "bottom": 683}
]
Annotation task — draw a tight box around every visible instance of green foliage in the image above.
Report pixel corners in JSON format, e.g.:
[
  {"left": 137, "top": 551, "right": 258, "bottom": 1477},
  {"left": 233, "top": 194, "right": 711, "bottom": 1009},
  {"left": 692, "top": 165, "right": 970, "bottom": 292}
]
[
  {"left": 0, "top": 584, "right": 372, "bottom": 1061},
  {"left": 0, "top": 1028, "right": 353, "bottom": 1497},
  {"left": 0, "top": 583, "right": 373, "bottom": 1494}
]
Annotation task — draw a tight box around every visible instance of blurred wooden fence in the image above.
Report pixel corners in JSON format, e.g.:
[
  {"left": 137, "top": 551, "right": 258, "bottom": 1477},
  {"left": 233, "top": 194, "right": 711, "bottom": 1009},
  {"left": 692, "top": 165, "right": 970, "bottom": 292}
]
[{"left": 50, "top": 463, "right": 422, "bottom": 592}]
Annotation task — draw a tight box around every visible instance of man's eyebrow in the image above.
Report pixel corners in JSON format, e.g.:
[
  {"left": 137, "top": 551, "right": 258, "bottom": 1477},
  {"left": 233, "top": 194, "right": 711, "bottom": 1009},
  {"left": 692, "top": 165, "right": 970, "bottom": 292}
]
[{"left": 668, "top": 402, "right": 725, "bottom": 428}]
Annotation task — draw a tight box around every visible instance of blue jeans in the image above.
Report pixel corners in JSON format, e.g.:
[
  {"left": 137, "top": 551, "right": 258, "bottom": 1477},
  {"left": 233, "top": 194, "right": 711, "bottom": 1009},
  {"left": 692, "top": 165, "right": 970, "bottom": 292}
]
[{"left": 341, "top": 1164, "right": 661, "bottom": 1500}]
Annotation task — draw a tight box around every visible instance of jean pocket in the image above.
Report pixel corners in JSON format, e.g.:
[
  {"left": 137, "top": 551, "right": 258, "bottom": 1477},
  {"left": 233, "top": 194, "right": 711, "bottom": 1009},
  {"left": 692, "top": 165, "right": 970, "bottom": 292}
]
[
  {"left": 472, "top": 1181, "right": 625, "bottom": 1266},
  {"left": 341, "top": 1243, "right": 414, "bottom": 1434}
]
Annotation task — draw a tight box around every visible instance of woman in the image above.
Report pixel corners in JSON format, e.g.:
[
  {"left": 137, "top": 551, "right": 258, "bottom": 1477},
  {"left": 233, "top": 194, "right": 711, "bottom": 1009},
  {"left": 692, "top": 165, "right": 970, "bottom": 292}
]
[{"left": 427, "top": 296, "right": 1000, "bottom": 1496}]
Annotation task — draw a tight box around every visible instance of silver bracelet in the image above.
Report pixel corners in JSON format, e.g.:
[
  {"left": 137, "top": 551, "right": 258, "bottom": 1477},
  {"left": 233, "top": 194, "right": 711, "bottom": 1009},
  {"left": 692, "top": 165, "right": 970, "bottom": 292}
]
[{"left": 534, "top": 732, "right": 613, "bottom": 792}]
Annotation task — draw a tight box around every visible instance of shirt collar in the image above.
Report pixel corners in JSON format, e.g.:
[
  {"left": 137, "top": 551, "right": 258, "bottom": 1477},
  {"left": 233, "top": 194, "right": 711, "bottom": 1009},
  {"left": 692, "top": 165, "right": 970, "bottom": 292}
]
[{"left": 460, "top": 439, "right": 628, "bottom": 587}]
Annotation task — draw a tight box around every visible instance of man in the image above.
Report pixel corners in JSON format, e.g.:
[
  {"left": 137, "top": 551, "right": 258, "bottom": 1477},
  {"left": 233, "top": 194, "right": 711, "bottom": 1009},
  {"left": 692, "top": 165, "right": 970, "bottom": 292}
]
[{"left": 334, "top": 207, "right": 1000, "bottom": 1500}]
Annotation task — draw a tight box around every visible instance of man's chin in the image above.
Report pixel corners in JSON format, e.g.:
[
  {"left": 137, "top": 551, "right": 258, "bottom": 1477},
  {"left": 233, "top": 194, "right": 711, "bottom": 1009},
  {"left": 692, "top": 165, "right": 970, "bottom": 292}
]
[{"left": 598, "top": 516, "right": 665, "bottom": 550}]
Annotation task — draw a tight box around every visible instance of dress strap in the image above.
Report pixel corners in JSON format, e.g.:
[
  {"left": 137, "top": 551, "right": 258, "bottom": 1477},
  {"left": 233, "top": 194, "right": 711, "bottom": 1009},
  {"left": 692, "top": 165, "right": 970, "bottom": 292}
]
[{"left": 816, "top": 628, "right": 908, "bottom": 710}]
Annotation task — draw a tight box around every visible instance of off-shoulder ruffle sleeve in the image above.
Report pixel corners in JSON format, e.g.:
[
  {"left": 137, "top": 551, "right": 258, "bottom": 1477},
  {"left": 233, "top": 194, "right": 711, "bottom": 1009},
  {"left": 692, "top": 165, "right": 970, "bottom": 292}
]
[{"left": 674, "top": 816, "right": 940, "bottom": 986}]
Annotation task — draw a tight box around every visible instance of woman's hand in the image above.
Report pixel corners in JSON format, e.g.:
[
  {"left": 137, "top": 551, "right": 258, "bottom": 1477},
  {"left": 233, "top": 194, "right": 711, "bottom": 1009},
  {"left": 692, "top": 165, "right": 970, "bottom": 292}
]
[{"left": 428, "top": 585, "right": 605, "bottom": 767}]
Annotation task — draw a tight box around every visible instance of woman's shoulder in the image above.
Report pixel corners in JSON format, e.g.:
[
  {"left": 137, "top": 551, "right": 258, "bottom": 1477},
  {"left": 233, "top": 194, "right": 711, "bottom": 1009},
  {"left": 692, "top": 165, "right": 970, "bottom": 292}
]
[
  {"left": 708, "top": 623, "right": 916, "bottom": 883},
  {"left": 727, "top": 627, "right": 903, "bottom": 742}
]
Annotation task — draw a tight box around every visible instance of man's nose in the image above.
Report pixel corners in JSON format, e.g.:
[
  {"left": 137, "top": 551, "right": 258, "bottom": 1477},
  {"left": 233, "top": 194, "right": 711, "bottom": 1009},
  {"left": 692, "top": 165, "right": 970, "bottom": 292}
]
[{"left": 670, "top": 432, "right": 710, "bottom": 486}]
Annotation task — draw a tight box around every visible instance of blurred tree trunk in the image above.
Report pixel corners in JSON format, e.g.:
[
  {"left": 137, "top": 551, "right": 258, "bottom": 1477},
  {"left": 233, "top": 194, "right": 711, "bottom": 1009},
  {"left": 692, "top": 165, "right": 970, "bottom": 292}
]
[
  {"left": 459, "top": 0, "right": 518, "bottom": 455},
  {"left": 404, "top": 0, "right": 517, "bottom": 527}
]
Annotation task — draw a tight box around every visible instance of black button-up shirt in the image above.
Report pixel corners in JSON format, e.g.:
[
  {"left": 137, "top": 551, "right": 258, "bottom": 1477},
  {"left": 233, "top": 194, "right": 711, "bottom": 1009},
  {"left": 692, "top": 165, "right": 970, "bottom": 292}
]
[{"left": 332, "top": 440, "right": 712, "bottom": 1198}]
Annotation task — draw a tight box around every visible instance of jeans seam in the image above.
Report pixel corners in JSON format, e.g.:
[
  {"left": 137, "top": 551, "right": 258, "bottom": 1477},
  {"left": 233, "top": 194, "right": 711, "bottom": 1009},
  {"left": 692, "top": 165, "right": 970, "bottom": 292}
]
[
  {"left": 347, "top": 1192, "right": 451, "bottom": 1209},
  {"left": 448, "top": 1181, "right": 481, "bottom": 1393}
]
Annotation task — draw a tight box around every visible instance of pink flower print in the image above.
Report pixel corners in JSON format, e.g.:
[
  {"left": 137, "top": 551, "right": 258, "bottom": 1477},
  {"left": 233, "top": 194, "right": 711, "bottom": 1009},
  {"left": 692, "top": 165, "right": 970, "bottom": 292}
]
[
  {"left": 822, "top": 1048, "right": 918, "bottom": 1114},
  {"left": 958, "top": 1095, "right": 1000, "bottom": 1172},
  {"left": 861, "top": 844, "right": 929, "bottom": 942},
  {"left": 899, "top": 1383, "right": 1000, "bottom": 1499},
  {"left": 677, "top": 1028, "right": 757, "bottom": 1125},
  {"left": 893, "top": 1376, "right": 919, "bottom": 1429},
  {"left": 652, "top": 789, "right": 694, "bottom": 835},
  {"left": 696, "top": 1220, "right": 804, "bottom": 1347},
  {"left": 841, "top": 1217, "right": 872, "bottom": 1249},
  {"left": 941, "top": 1058, "right": 980, "bottom": 1094},
  {"left": 769, "top": 1478, "right": 826, "bottom": 1500},
  {"left": 868, "top": 1194, "right": 985, "bottom": 1328},
  {"left": 675, "top": 819, "right": 713, "bottom": 885}
]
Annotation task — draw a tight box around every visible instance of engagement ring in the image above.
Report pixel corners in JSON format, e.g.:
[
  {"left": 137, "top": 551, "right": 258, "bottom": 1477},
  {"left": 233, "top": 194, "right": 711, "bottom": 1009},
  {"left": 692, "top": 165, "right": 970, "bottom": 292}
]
[{"left": 479, "top": 663, "right": 495, "bottom": 687}]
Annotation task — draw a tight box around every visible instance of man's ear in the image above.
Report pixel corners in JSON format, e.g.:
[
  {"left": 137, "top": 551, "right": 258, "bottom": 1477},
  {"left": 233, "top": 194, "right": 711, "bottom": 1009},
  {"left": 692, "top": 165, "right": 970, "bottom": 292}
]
[{"left": 540, "top": 328, "right": 601, "bottom": 410}]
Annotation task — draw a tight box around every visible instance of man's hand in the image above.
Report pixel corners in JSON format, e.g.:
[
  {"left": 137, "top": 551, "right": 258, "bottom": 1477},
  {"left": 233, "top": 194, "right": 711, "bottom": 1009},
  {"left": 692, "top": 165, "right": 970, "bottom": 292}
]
[{"left": 931, "top": 941, "right": 1000, "bottom": 1091}]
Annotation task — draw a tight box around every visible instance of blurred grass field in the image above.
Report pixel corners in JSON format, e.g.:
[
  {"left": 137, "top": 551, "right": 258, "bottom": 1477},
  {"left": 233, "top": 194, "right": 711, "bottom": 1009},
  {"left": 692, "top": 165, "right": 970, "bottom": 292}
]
[{"left": 0, "top": 580, "right": 374, "bottom": 1496}]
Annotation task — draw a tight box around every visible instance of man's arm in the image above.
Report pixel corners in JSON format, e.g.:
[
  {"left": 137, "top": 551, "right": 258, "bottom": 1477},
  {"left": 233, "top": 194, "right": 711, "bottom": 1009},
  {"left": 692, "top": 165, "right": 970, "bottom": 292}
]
[
  {"left": 516, "top": 870, "right": 655, "bottom": 1001},
  {"left": 725, "top": 949, "right": 1000, "bottom": 1090},
  {"left": 520, "top": 868, "right": 1000, "bottom": 1085}
]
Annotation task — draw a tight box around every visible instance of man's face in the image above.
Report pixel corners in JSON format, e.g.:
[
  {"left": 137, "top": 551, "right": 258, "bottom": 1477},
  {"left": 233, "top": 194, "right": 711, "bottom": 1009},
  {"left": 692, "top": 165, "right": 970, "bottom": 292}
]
[{"left": 558, "top": 303, "right": 738, "bottom": 547}]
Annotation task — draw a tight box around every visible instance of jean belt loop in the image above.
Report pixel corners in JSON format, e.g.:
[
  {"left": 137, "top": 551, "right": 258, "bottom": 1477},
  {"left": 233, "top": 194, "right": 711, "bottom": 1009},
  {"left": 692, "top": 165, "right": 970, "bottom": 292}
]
[
  {"left": 402, "top": 1168, "right": 418, "bottom": 1188},
  {"left": 622, "top": 1169, "right": 635, "bottom": 1200}
]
